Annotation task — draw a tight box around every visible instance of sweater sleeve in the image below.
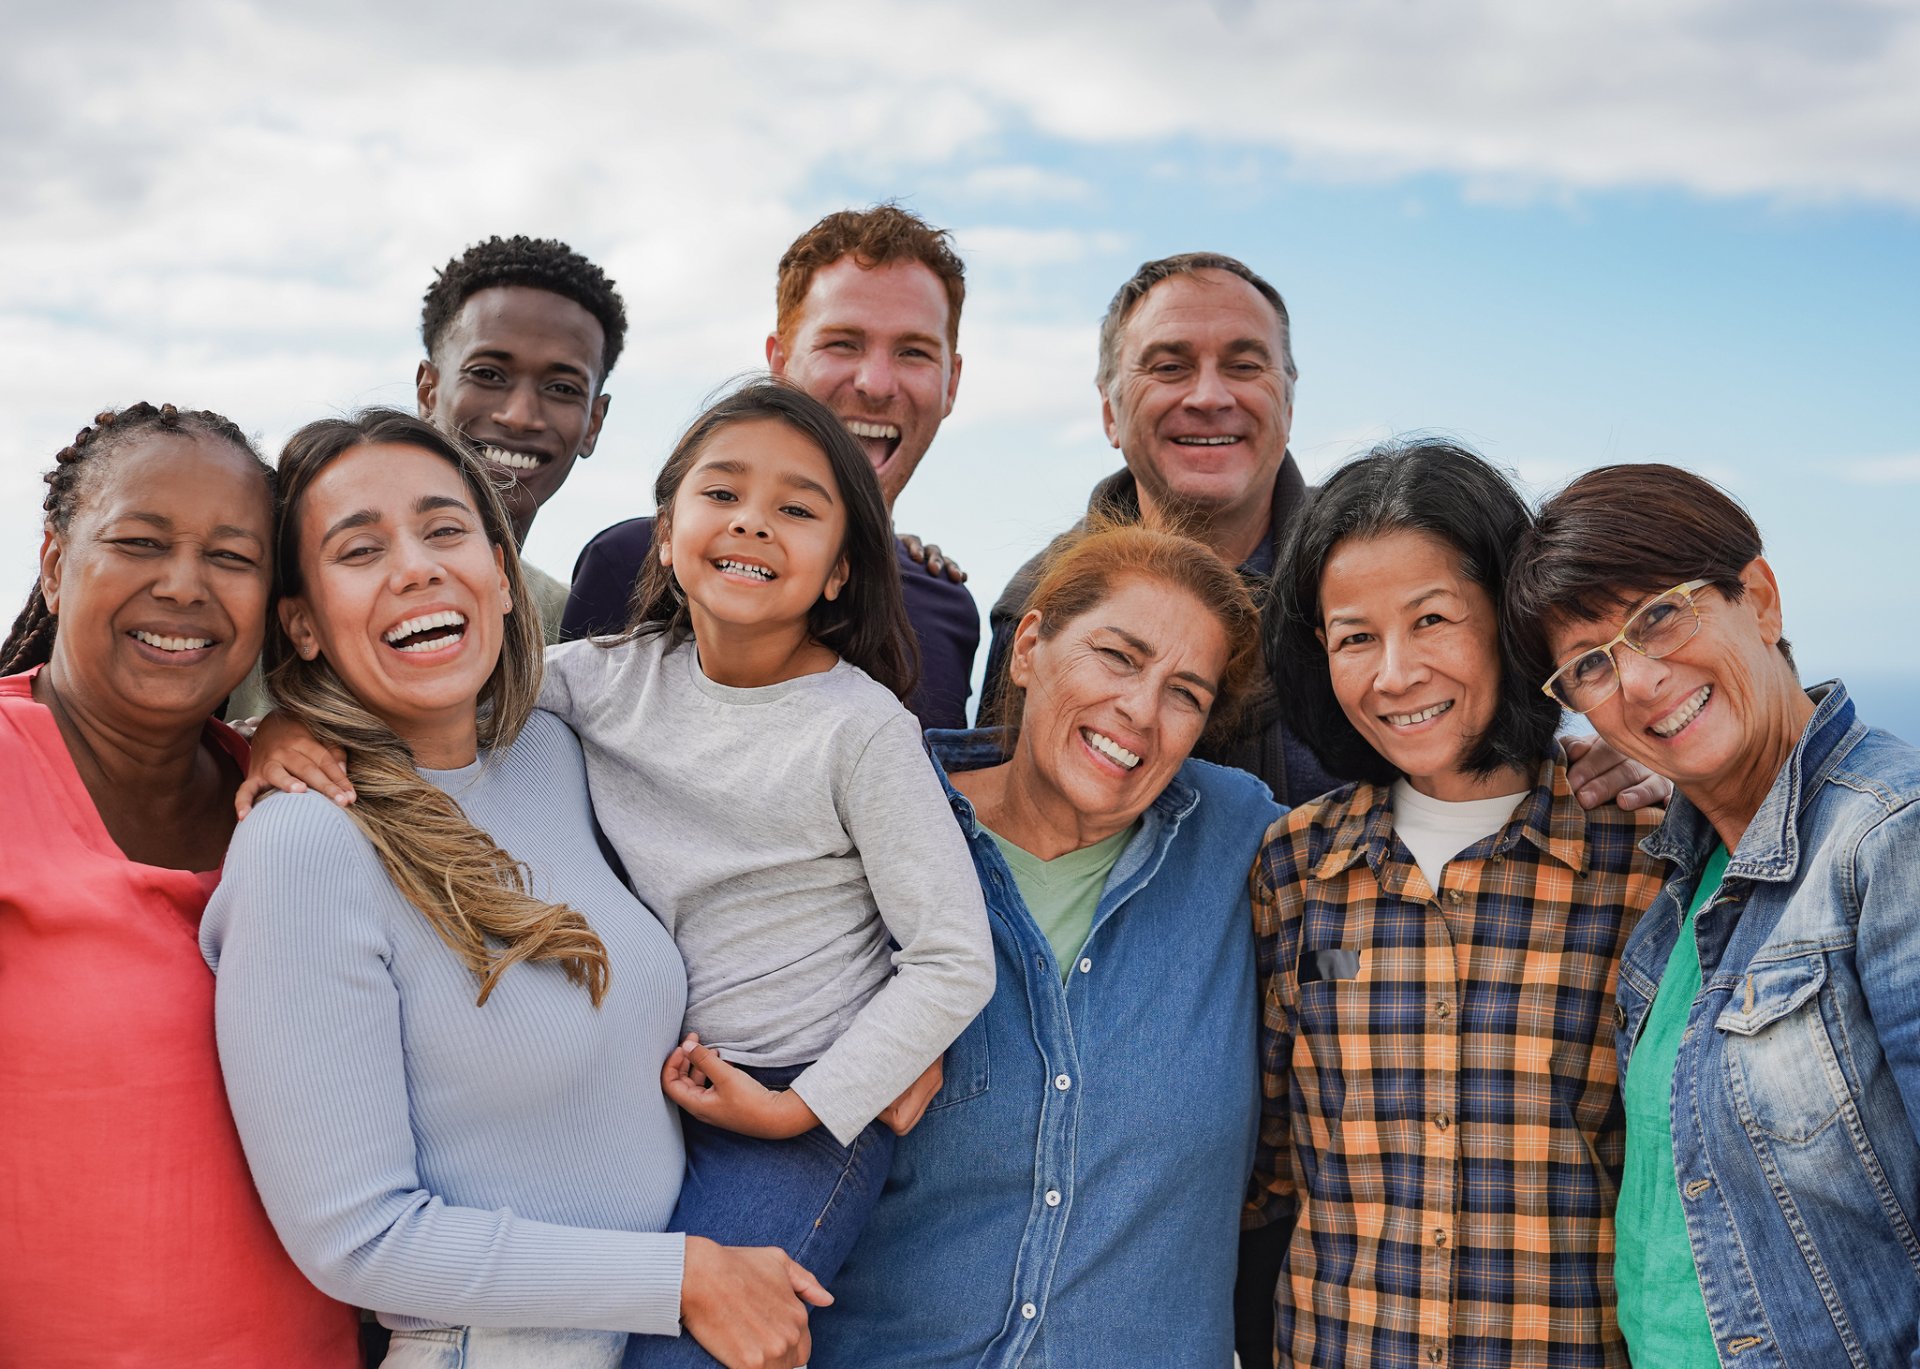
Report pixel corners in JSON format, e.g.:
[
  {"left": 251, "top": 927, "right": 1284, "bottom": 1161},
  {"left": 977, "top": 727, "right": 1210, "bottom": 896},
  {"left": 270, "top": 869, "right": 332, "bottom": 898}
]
[
  {"left": 201, "top": 793, "right": 686, "bottom": 1334},
  {"left": 788, "top": 712, "right": 995, "bottom": 1144}
]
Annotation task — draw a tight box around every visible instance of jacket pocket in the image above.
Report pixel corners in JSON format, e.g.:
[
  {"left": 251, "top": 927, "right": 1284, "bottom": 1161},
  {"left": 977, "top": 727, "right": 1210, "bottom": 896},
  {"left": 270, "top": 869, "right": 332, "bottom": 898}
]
[
  {"left": 1717, "top": 953, "right": 1844, "bottom": 1143},
  {"left": 925, "top": 1011, "right": 990, "bottom": 1113}
]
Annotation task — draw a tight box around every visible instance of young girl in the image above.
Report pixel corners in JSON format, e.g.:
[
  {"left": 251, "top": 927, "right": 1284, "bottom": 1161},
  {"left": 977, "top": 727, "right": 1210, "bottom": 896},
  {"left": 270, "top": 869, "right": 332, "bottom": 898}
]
[{"left": 249, "top": 382, "right": 993, "bottom": 1365}]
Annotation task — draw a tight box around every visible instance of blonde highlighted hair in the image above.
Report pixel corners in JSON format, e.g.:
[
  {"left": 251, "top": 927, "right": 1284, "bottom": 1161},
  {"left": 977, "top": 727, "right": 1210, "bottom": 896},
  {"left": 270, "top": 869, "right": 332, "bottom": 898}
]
[{"left": 268, "top": 408, "right": 609, "bottom": 1006}]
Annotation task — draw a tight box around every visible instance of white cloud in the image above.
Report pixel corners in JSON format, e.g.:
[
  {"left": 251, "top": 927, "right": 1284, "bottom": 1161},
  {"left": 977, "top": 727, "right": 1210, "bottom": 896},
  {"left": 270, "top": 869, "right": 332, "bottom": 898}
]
[{"left": 1842, "top": 454, "right": 1920, "bottom": 484}]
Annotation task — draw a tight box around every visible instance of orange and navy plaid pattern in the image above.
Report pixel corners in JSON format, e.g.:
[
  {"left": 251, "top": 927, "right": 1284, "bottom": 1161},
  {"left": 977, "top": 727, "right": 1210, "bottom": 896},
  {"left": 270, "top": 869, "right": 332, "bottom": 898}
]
[{"left": 1247, "top": 752, "right": 1667, "bottom": 1369}]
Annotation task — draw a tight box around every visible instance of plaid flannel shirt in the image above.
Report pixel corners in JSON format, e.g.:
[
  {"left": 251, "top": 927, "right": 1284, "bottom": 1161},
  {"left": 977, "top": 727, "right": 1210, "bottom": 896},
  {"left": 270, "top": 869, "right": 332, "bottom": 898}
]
[{"left": 1248, "top": 751, "right": 1668, "bottom": 1369}]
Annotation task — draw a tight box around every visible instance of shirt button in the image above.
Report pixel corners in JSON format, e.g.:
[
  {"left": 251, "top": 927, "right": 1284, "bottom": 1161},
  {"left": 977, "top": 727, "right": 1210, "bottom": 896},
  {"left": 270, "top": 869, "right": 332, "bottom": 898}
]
[
  {"left": 1434, "top": 1114, "right": 1451, "bottom": 1130},
  {"left": 1054, "top": 1073, "right": 1072, "bottom": 1091},
  {"left": 1021, "top": 1301, "right": 1037, "bottom": 1320},
  {"left": 1447, "top": 887, "right": 1464, "bottom": 904},
  {"left": 1428, "top": 1348, "right": 1445, "bottom": 1364},
  {"left": 1435, "top": 1001, "right": 1452, "bottom": 1020},
  {"left": 1079, "top": 957, "right": 1093, "bottom": 974},
  {"left": 1045, "top": 1189, "right": 1062, "bottom": 1207},
  {"left": 1614, "top": 1003, "right": 1627, "bottom": 1028},
  {"left": 1434, "top": 1228, "right": 1449, "bottom": 1248}
]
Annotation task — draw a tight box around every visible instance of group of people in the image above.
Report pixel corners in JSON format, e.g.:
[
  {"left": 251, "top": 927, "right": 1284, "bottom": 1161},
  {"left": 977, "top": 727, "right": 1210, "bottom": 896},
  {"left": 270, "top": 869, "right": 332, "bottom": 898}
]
[{"left": 1, "top": 203, "right": 1916, "bottom": 1369}]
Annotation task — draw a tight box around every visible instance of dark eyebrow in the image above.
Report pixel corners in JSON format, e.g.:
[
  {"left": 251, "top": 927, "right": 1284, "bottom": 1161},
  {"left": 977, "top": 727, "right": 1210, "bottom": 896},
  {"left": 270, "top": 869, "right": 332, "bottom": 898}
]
[
  {"left": 693, "top": 458, "right": 835, "bottom": 504},
  {"left": 322, "top": 494, "right": 470, "bottom": 544},
  {"left": 1100, "top": 625, "right": 1219, "bottom": 693},
  {"left": 115, "top": 511, "right": 264, "bottom": 549},
  {"left": 467, "top": 346, "right": 592, "bottom": 382}
]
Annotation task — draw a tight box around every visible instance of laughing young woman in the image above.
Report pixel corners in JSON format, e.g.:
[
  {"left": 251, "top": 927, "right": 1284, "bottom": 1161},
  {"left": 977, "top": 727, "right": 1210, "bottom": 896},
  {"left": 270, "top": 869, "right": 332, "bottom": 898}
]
[
  {"left": 201, "top": 409, "right": 827, "bottom": 1369},
  {"left": 1251, "top": 440, "right": 1669, "bottom": 1369}
]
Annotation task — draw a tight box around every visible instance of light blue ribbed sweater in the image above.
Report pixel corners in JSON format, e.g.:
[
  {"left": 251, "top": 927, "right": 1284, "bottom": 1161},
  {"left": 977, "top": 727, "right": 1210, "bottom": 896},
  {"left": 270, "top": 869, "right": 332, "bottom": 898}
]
[{"left": 202, "top": 710, "right": 690, "bottom": 1336}]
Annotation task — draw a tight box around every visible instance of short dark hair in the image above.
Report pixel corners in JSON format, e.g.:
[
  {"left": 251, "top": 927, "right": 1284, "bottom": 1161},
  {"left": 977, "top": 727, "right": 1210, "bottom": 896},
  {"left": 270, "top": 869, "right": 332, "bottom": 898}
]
[
  {"left": 1505, "top": 462, "right": 1791, "bottom": 678},
  {"left": 776, "top": 203, "right": 966, "bottom": 350},
  {"left": 1096, "top": 251, "right": 1297, "bottom": 393},
  {"left": 618, "top": 378, "right": 919, "bottom": 702},
  {"left": 421, "top": 235, "right": 628, "bottom": 379},
  {"left": 1265, "top": 437, "right": 1562, "bottom": 786}
]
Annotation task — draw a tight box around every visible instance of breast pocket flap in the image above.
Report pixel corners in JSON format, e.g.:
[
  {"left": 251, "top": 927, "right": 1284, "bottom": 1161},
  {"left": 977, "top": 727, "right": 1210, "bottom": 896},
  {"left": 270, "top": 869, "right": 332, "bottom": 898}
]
[{"left": 1715, "top": 955, "right": 1826, "bottom": 1037}]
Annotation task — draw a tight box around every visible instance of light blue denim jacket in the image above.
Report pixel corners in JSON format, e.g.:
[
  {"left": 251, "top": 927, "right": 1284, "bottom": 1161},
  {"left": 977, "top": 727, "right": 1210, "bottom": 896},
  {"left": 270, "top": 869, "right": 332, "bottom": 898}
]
[
  {"left": 809, "top": 729, "right": 1284, "bottom": 1369},
  {"left": 1616, "top": 681, "right": 1920, "bottom": 1369}
]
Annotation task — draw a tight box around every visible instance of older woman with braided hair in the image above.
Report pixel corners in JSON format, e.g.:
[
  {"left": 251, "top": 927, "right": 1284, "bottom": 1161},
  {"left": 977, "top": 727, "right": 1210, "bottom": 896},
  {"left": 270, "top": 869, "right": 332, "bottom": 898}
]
[{"left": 0, "top": 403, "right": 361, "bottom": 1366}]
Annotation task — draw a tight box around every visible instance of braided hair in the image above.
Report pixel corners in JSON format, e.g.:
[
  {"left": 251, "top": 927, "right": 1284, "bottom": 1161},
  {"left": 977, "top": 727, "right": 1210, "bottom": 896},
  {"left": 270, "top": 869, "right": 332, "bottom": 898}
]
[{"left": 0, "top": 403, "right": 267, "bottom": 676}]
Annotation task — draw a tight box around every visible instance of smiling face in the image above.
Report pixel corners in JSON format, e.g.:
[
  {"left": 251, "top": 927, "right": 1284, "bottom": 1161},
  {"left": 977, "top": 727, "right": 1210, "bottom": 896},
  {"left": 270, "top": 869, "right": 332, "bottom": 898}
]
[
  {"left": 1009, "top": 575, "right": 1230, "bottom": 838},
  {"left": 416, "top": 285, "right": 609, "bottom": 543},
  {"left": 278, "top": 442, "right": 510, "bottom": 767},
  {"left": 658, "top": 418, "right": 850, "bottom": 644},
  {"left": 767, "top": 256, "right": 960, "bottom": 512},
  {"left": 1546, "top": 559, "right": 1798, "bottom": 808},
  {"left": 39, "top": 430, "right": 271, "bottom": 724},
  {"left": 1100, "top": 269, "right": 1294, "bottom": 529},
  {"left": 1318, "top": 528, "right": 1517, "bottom": 801}
]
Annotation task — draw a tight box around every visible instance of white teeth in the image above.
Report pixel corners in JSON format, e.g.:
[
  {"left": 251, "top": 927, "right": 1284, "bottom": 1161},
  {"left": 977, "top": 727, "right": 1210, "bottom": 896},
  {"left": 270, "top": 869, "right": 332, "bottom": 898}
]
[
  {"left": 716, "top": 559, "right": 774, "bottom": 580},
  {"left": 1386, "top": 701, "right": 1453, "bottom": 727},
  {"left": 478, "top": 445, "right": 544, "bottom": 471},
  {"left": 1085, "top": 729, "right": 1142, "bottom": 770},
  {"left": 1651, "top": 685, "right": 1712, "bottom": 738},
  {"left": 845, "top": 420, "right": 900, "bottom": 441},
  {"left": 383, "top": 610, "right": 468, "bottom": 645},
  {"left": 1171, "top": 435, "right": 1242, "bottom": 446},
  {"left": 132, "top": 630, "right": 211, "bottom": 652}
]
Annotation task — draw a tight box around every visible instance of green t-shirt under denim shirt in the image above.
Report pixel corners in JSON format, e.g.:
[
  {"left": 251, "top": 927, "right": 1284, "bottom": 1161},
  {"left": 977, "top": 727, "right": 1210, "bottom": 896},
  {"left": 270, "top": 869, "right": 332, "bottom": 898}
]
[
  {"left": 1616, "top": 842, "right": 1730, "bottom": 1368},
  {"left": 985, "top": 821, "right": 1138, "bottom": 981}
]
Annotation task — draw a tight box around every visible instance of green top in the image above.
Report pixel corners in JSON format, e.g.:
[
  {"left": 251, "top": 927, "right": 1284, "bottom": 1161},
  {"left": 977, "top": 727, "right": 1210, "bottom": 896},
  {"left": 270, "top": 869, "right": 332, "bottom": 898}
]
[
  {"left": 985, "top": 820, "right": 1137, "bottom": 982},
  {"left": 1615, "top": 842, "right": 1730, "bottom": 1368}
]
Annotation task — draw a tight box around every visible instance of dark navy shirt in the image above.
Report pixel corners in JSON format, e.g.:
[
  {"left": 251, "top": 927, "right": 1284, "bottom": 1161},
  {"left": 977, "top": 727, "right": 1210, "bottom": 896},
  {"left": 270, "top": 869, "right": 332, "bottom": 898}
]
[{"left": 563, "top": 516, "right": 980, "bottom": 731}]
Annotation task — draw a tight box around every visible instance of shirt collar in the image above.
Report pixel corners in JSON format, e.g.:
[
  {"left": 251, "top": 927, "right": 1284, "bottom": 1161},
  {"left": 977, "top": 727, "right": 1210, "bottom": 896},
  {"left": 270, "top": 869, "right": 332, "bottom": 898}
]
[
  {"left": 1086, "top": 454, "right": 1308, "bottom": 580},
  {"left": 1642, "top": 679, "right": 1859, "bottom": 883},
  {"left": 1310, "top": 751, "right": 1587, "bottom": 886}
]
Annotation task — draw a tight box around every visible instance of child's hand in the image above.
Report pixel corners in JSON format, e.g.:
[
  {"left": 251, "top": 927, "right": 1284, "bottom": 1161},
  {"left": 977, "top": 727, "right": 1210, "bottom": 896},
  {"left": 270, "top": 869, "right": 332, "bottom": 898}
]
[
  {"left": 662, "top": 1034, "right": 820, "bottom": 1140},
  {"left": 876, "top": 1055, "right": 945, "bottom": 1136},
  {"left": 235, "top": 710, "right": 354, "bottom": 819}
]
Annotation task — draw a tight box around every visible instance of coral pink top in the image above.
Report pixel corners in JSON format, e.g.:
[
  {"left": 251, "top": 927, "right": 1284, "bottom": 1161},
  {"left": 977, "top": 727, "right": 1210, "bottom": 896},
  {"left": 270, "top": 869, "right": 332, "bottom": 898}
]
[{"left": 0, "top": 671, "right": 359, "bottom": 1368}]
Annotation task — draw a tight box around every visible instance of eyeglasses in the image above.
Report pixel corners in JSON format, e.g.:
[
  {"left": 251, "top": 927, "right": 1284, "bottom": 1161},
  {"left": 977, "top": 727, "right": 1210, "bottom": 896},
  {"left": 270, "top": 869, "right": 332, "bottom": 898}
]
[{"left": 1541, "top": 579, "right": 1712, "bottom": 713}]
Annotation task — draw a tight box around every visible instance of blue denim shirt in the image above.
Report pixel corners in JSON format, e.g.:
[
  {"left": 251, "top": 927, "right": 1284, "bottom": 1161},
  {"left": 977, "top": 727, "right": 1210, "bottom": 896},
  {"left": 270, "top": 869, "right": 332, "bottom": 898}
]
[
  {"left": 810, "top": 729, "right": 1284, "bottom": 1369},
  {"left": 1616, "top": 681, "right": 1920, "bottom": 1369}
]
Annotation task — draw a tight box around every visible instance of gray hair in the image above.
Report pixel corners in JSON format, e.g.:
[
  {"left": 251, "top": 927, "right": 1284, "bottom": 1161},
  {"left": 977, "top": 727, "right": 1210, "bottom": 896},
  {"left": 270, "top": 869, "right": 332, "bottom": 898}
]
[{"left": 1094, "top": 252, "right": 1298, "bottom": 396}]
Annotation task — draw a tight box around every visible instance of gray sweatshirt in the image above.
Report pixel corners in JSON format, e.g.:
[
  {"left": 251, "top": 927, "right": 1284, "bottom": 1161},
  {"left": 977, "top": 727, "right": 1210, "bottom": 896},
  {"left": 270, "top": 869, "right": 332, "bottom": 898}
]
[{"left": 541, "top": 634, "right": 994, "bottom": 1145}]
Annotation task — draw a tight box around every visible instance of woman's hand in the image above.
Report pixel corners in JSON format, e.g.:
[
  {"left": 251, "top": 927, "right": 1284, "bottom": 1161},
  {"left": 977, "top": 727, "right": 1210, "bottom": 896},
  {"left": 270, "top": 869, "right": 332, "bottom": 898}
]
[
  {"left": 876, "top": 1056, "right": 944, "bottom": 1136},
  {"left": 661, "top": 1035, "right": 820, "bottom": 1139},
  {"left": 680, "top": 1235, "right": 831, "bottom": 1369},
  {"left": 234, "top": 711, "right": 355, "bottom": 819},
  {"left": 1565, "top": 734, "right": 1673, "bottom": 811}
]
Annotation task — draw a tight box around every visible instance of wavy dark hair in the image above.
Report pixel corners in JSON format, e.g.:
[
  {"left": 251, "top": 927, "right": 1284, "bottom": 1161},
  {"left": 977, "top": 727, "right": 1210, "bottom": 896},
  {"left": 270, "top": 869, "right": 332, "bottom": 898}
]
[
  {"left": 616, "top": 378, "right": 918, "bottom": 701},
  {"left": 272, "top": 408, "right": 609, "bottom": 1006},
  {"left": 1265, "top": 437, "right": 1561, "bottom": 786}
]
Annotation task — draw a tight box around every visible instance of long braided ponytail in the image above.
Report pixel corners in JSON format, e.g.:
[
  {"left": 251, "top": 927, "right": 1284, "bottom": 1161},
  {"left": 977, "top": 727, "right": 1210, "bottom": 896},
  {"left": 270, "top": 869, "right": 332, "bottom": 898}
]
[{"left": 1, "top": 403, "right": 264, "bottom": 676}]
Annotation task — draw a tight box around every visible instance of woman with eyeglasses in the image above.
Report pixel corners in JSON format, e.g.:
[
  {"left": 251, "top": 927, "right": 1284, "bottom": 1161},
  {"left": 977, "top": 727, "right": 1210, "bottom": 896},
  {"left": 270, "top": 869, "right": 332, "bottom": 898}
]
[{"left": 1508, "top": 463, "right": 1920, "bottom": 1369}]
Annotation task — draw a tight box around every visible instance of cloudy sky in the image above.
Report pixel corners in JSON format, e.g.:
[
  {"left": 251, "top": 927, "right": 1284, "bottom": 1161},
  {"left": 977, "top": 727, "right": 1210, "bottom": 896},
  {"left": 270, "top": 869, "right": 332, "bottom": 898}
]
[{"left": 6, "top": 0, "right": 1917, "bottom": 732}]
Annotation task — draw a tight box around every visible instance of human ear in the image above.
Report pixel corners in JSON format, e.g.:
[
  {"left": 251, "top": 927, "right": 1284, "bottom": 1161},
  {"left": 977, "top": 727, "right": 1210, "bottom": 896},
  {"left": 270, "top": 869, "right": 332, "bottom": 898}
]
[
  {"left": 1741, "top": 557, "right": 1786, "bottom": 644},
  {"left": 1009, "top": 609, "right": 1046, "bottom": 689},
  {"left": 765, "top": 332, "right": 788, "bottom": 377},
  {"left": 579, "top": 392, "right": 611, "bottom": 459},
  {"left": 414, "top": 358, "right": 440, "bottom": 421},
  {"left": 1099, "top": 388, "right": 1121, "bottom": 451},
  {"left": 943, "top": 351, "right": 963, "bottom": 418},
  {"left": 494, "top": 544, "right": 513, "bottom": 615},
  {"left": 279, "top": 597, "right": 322, "bottom": 661},
  {"left": 37, "top": 527, "right": 64, "bottom": 614},
  {"left": 822, "top": 554, "right": 849, "bottom": 603}
]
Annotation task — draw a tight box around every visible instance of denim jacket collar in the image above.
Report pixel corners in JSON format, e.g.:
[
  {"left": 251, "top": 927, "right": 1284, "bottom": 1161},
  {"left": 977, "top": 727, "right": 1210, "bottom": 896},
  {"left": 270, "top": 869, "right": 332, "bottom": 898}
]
[
  {"left": 1641, "top": 679, "right": 1861, "bottom": 886},
  {"left": 1308, "top": 750, "right": 1588, "bottom": 894}
]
